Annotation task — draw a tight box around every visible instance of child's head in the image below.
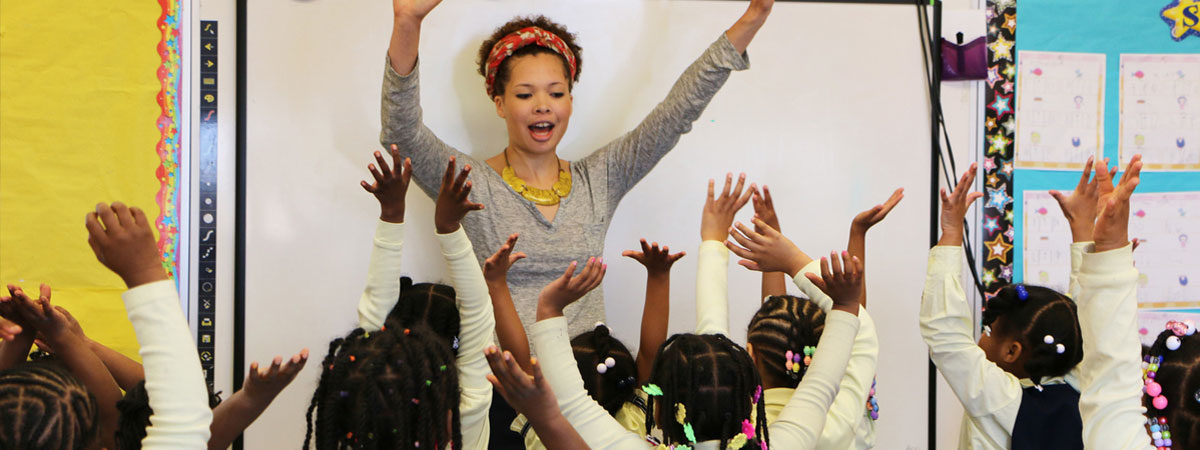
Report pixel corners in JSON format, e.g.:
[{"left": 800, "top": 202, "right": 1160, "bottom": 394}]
[
  {"left": 1143, "top": 323, "right": 1200, "bottom": 448},
  {"left": 978, "top": 284, "right": 1082, "bottom": 383},
  {"left": 386, "top": 277, "right": 461, "bottom": 352},
  {"left": 746, "top": 295, "right": 826, "bottom": 389},
  {"left": 305, "top": 324, "right": 461, "bottom": 450},
  {"left": 645, "top": 333, "right": 767, "bottom": 449},
  {"left": 0, "top": 360, "right": 98, "bottom": 450},
  {"left": 571, "top": 323, "right": 637, "bottom": 417}
]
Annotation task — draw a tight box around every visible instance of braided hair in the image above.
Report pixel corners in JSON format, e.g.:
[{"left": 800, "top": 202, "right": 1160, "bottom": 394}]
[
  {"left": 571, "top": 323, "right": 638, "bottom": 417},
  {"left": 1143, "top": 327, "right": 1200, "bottom": 448},
  {"left": 304, "top": 324, "right": 461, "bottom": 450},
  {"left": 0, "top": 360, "right": 98, "bottom": 450},
  {"left": 386, "top": 277, "right": 461, "bottom": 353},
  {"left": 645, "top": 333, "right": 767, "bottom": 449},
  {"left": 981, "top": 284, "right": 1083, "bottom": 384},
  {"left": 746, "top": 295, "right": 826, "bottom": 388}
]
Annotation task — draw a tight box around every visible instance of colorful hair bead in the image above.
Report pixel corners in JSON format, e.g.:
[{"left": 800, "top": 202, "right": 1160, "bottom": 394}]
[
  {"left": 643, "top": 383, "right": 663, "bottom": 396},
  {"left": 1015, "top": 285, "right": 1029, "bottom": 301}
]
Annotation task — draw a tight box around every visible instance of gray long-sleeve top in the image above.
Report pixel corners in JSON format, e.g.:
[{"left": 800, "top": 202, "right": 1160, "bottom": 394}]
[{"left": 380, "top": 34, "right": 749, "bottom": 340}]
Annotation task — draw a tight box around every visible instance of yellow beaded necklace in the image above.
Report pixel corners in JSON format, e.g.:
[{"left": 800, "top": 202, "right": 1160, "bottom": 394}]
[{"left": 501, "top": 149, "right": 572, "bottom": 206}]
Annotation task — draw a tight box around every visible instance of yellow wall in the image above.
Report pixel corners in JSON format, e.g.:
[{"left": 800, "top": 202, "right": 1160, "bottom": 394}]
[{"left": 1, "top": 1, "right": 167, "bottom": 358}]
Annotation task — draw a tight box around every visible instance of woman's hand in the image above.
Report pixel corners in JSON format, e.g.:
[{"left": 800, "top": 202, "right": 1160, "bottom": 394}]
[
  {"left": 725, "top": 0, "right": 775, "bottom": 53},
  {"left": 361, "top": 145, "right": 413, "bottom": 224},
  {"left": 434, "top": 157, "right": 484, "bottom": 234},
  {"left": 392, "top": 0, "right": 442, "bottom": 21},
  {"left": 536, "top": 258, "right": 606, "bottom": 320},
  {"left": 937, "top": 164, "right": 982, "bottom": 247},
  {"left": 701, "top": 173, "right": 754, "bottom": 242}
]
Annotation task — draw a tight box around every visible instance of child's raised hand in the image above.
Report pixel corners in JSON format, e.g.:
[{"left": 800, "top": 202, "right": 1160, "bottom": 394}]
[
  {"left": 804, "top": 251, "right": 863, "bottom": 315},
  {"left": 242, "top": 348, "right": 309, "bottom": 401},
  {"left": 85, "top": 202, "right": 167, "bottom": 288},
  {"left": 361, "top": 145, "right": 413, "bottom": 224},
  {"left": 701, "top": 173, "right": 754, "bottom": 242},
  {"left": 622, "top": 239, "right": 685, "bottom": 276},
  {"left": 726, "top": 218, "right": 812, "bottom": 277},
  {"left": 484, "top": 233, "right": 527, "bottom": 285},
  {"left": 1049, "top": 156, "right": 1102, "bottom": 243},
  {"left": 536, "top": 258, "right": 606, "bottom": 320},
  {"left": 392, "top": 0, "right": 442, "bottom": 21},
  {"left": 434, "top": 157, "right": 484, "bottom": 234},
  {"left": 852, "top": 188, "right": 905, "bottom": 232},
  {"left": 1092, "top": 155, "right": 1142, "bottom": 252},
  {"left": 937, "top": 164, "right": 983, "bottom": 247},
  {"left": 751, "top": 185, "right": 781, "bottom": 233},
  {"left": 485, "top": 347, "right": 561, "bottom": 423},
  {"left": 6, "top": 284, "right": 74, "bottom": 343}
]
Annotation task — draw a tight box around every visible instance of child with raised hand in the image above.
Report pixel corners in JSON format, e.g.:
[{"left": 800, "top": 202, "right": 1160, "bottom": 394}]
[
  {"left": 738, "top": 186, "right": 893, "bottom": 449},
  {"left": 484, "top": 347, "right": 589, "bottom": 450},
  {"left": 922, "top": 164, "right": 1087, "bottom": 449},
  {"left": 1072, "top": 155, "right": 1154, "bottom": 449},
  {"left": 85, "top": 202, "right": 214, "bottom": 448},
  {"left": 0, "top": 283, "right": 121, "bottom": 449},
  {"left": 322, "top": 153, "right": 494, "bottom": 449},
  {"left": 719, "top": 181, "right": 866, "bottom": 448},
  {"left": 486, "top": 236, "right": 681, "bottom": 449}
]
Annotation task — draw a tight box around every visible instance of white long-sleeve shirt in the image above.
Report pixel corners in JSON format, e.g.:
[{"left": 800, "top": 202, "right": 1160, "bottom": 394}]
[
  {"left": 1075, "top": 243, "right": 1153, "bottom": 449},
  {"left": 694, "top": 240, "right": 862, "bottom": 448},
  {"left": 919, "top": 245, "right": 1086, "bottom": 449},
  {"left": 123, "top": 280, "right": 213, "bottom": 449},
  {"left": 757, "top": 260, "right": 878, "bottom": 450},
  {"left": 355, "top": 221, "right": 494, "bottom": 449}
]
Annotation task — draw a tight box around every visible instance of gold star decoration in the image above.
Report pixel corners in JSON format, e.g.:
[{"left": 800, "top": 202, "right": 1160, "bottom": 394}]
[
  {"left": 986, "top": 233, "right": 1013, "bottom": 263},
  {"left": 1162, "top": 0, "right": 1200, "bottom": 41},
  {"left": 1002, "top": 13, "right": 1017, "bottom": 35},
  {"left": 989, "top": 35, "right": 1014, "bottom": 61}
]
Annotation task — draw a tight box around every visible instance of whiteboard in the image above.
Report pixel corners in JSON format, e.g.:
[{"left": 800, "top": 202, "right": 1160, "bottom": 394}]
[{"left": 243, "top": 1, "right": 962, "bottom": 447}]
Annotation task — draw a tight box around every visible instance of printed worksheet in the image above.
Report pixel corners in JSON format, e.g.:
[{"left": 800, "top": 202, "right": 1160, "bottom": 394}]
[
  {"left": 1015, "top": 51, "right": 1106, "bottom": 170},
  {"left": 1023, "top": 191, "right": 1200, "bottom": 308},
  {"left": 1119, "top": 53, "right": 1200, "bottom": 171}
]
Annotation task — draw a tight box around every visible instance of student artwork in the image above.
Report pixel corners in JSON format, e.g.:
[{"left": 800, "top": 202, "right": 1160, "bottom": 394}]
[
  {"left": 1119, "top": 54, "right": 1200, "bottom": 171},
  {"left": 1023, "top": 191, "right": 1200, "bottom": 308},
  {"left": 1161, "top": 0, "right": 1200, "bottom": 41},
  {"left": 1014, "top": 51, "right": 1106, "bottom": 170}
]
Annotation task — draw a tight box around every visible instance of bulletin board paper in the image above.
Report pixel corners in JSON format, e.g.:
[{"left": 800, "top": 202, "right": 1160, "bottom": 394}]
[
  {"left": 1119, "top": 53, "right": 1200, "bottom": 171},
  {"left": 1023, "top": 190, "right": 1200, "bottom": 308},
  {"left": 1014, "top": 50, "right": 1106, "bottom": 170}
]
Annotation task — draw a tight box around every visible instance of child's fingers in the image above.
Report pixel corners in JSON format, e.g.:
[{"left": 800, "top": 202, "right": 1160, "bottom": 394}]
[
  {"left": 721, "top": 173, "right": 734, "bottom": 199},
  {"left": 731, "top": 173, "right": 747, "bottom": 199},
  {"left": 750, "top": 217, "right": 779, "bottom": 237},
  {"left": 374, "top": 151, "right": 392, "bottom": 179},
  {"left": 819, "top": 256, "right": 832, "bottom": 284},
  {"left": 706, "top": 179, "right": 716, "bottom": 205},
  {"left": 725, "top": 241, "right": 755, "bottom": 262},
  {"left": 249, "top": 361, "right": 260, "bottom": 379},
  {"left": 830, "top": 252, "right": 844, "bottom": 279},
  {"left": 266, "top": 356, "right": 284, "bottom": 378},
  {"left": 442, "top": 157, "right": 457, "bottom": 186},
  {"left": 130, "top": 207, "right": 151, "bottom": 231},
  {"left": 967, "top": 192, "right": 984, "bottom": 204},
  {"left": 727, "top": 225, "right": 758, "bottom": 250},
  {"left": 510, "top": 252, "right": 527, "bottom": 264},
  {"left": 880, "top": 188, "right": 904, "bottom": 215},
  {"left": 39, "top": 284, "right": 51, "bottom": 304},
  {"left": 401, "top": 158, "right": 413, "bottom": 184},
  {"left": 95, "top": 203, "right": 121, "bottom": 233},
  {"left": 368, "top": 163, "right": 386, "bottom": 186},
  {"left": 453, "top": 165, "right": 472, "bottom": 193},
  {"left": 560, "top": 261, "right": 578, "bottom": 282},
  {"left": 733, "top": 222, "right": 766, "bottom": 244},
  {"left": 669, "top": 251, "right": 686, "bottom": 263},
  {"left": 111, "top": 202, "right": 136, "bottom": 228},
  {"left": 762, "top": 184, "right": 774, "bottom": 206},
  {"left": 736, "top": 259, "right": 762, "bottom": 272},
  {"left": 1078, "top": 156, "right": 1094, "bottom": 188},
  {"left": 805, "top": 272, "right": 828, "bottom": 292},
  {"left": 530, "top": 357, "right": 546, "bottom": 388}
]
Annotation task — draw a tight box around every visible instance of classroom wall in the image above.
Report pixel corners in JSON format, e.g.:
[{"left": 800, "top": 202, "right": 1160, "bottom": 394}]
[{"left": 241, "top": 0, "right": 976, "bottom": 447}]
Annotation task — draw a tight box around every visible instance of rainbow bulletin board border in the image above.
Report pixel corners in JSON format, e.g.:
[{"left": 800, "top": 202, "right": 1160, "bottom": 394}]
[
  {"left": 1012, "top": 0, "right": 1200, "bottom": 304},
  {"left": 980, "top": 0, "right": 1018, "bottom": 297},
  {"left": 156, "top": 0, "right": 182, "bottom": 281}
]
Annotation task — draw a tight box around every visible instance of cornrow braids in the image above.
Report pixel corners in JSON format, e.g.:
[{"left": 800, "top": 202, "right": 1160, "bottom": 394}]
[
  {"left": 1144, "top": 327, "right": 1200, "bottom": 448},
  {"left": 386, "top": 277, "right": 461, "bottom": 354},
  {"left": 0, "top": 360, "right": 98, "bottom": 450},
  {"left": 981, "top": 284, "right": 1083, "bottom": 385},
  {"left": 475, "top": 15, "right": 583, "bottom": 97},
  {"left": 571, "top": 323, "right": 638, "bottom": 418},
  {"left": 746, "top": 295, "right": 826, "bottom": 388},
  {"left": 645, "top": 334, "right": 768, "bottom": 449},
  {"left": 304, "top": 324, "right": 461, "bottom": 450}
]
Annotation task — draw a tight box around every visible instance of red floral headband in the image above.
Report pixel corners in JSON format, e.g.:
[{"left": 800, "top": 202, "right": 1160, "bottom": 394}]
[{"left": 484, "top": 26, "right": 577, "bottom": 97}]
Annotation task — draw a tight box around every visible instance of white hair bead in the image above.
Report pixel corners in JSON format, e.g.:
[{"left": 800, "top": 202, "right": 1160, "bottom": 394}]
[
  {"left": 1056, "top": 343, "right": 1066, "bottom": 354},
  {"left": 604, "top": 357, "right": 616, "bottom": 368},
  {"left": 596, "top": 363, "right": 608, "bottom": 374},
  {"left": 1043, "top": 335, "right": 1055, "bottom": 345},
  {"left": 1167, "top": 335, "right": 1182, "bottom": 351}
]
